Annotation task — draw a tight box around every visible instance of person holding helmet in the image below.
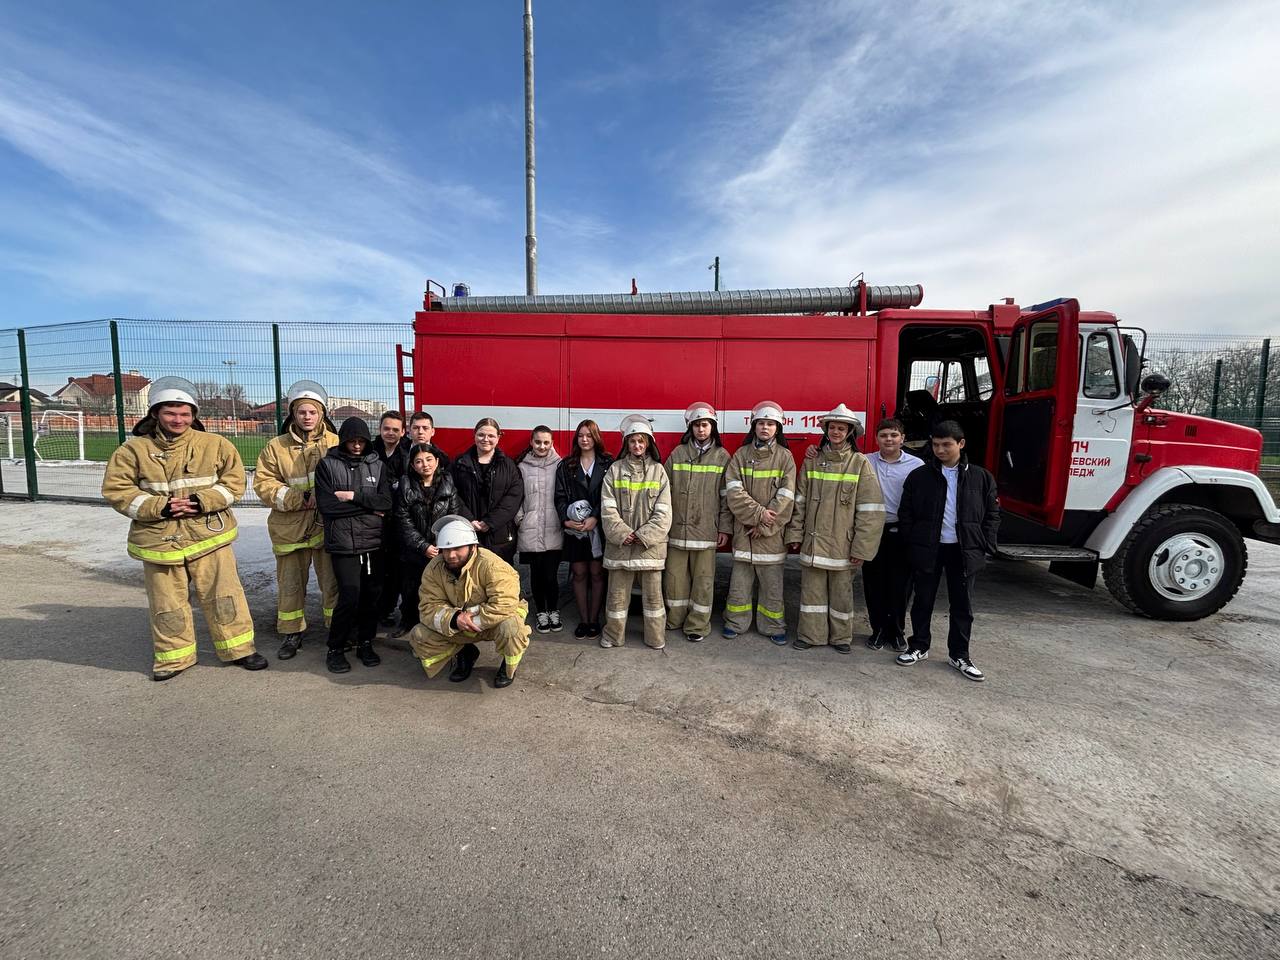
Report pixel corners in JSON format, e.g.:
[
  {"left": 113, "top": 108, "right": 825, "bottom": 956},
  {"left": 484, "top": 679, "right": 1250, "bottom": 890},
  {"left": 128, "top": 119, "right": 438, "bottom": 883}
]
[
  {"left": 663, "top": 402, "right": 731, "bottom": 643},
  {"left": 723, "top": 401, "right": 797, "bottom": 645},
  {"left": 102, "top": 376, "right": 267, "bottom": 680},
  {"left": 408, "top": 514, "right": 532, "bottom": 688},
  {"left": 784, "top": 404, "right": 886, "bottom": 652},
  {"left": 600, "top": 414, "right": 673, "bottom": 649},
  {"left": 252, "top": 380, "right": 340, "bottom": 659}
]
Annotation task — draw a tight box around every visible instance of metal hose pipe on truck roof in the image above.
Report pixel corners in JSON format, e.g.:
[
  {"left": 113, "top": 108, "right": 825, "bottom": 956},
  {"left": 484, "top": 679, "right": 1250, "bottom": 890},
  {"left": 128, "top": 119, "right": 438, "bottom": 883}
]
[{"left": 428, "top": 285, "right": 924, "bottom": 315}]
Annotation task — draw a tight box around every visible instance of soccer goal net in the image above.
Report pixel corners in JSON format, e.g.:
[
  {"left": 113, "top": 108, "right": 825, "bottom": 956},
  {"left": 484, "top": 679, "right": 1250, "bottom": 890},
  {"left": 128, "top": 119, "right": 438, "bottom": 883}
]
[{"left": 33, "top": 409, "right": 86, "bottom": 462}]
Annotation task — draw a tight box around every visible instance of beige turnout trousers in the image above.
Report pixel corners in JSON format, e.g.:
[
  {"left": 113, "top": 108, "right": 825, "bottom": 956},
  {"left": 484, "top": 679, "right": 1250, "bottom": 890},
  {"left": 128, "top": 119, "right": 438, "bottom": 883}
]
[
  {"left": 663, "top": 545, "right": 716, "bottom": 636},
  {"left": 274, "top": 546, "right": 338, "bottom": 634},
  {"left": 604, "top": 569, "right": 666, "bottom": 648},
  {"left": 409, "top": 609, "right": 531, "bottom": 679},
  {"left": 723, "top": 561, "right": 786, "bottom": 636},
  {"left": 797, "top": 566, "right": 855, "bottom": 646},
  {"left": 142, "top": 547, "right": 256, "bottom": 673}
]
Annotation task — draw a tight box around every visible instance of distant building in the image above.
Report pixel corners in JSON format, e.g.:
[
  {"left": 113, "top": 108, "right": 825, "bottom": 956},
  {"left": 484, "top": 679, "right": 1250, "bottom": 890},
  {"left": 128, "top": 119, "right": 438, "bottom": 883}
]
[
  {"left": 0, "top": 382, "right": 53, "bottom": 411},
  {"left": 328, "top": 396, "right": 388, "bottom": 416},
  {"left": 54, "top": 372, "right": 151, "bottom": 415}
]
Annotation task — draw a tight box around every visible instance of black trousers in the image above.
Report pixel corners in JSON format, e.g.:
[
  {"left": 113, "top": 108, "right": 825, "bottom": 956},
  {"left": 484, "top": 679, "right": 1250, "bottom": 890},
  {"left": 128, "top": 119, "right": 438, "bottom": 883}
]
[
  {"left": 377, "top": 541, "right": 402, "bottom": 620},
  {"left": 908, "top": 542, "right": 975, "bottom": 660},
  {"left": 400, "top": 557, "right": 427, "bottom": 630},
  {"left": 862, "top": 526, "right": 912, "bottom": 641},
  {"left": 523, "top": 550, "right": 563, "bottom": 613},
  {"left": 329, "top": 552, "right": 383, "bottom": 652}
]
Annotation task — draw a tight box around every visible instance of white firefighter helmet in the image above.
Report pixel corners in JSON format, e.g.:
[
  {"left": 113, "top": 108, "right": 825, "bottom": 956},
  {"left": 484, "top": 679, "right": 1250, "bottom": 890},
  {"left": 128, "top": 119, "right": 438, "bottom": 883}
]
[
  {"left": 684, "top": 401, "right": 718, "bottom": 425},
  {"left": 820, "top": 403, "right": 864, "bottom": 438},
  {"left": 148, "top": 376, "right": 200, "bottom": 414},
  {"left": 619, "top": 413, "right": 655, "bottom": 439},
  {"left": 286, "top": 379, "right": 329, "bottom": 411},
  {"left": 431, "top": 514, "right": 479, "bottom": 550},
  {"left": 750, "top": 400, "right": 785, "bottom": 425}
]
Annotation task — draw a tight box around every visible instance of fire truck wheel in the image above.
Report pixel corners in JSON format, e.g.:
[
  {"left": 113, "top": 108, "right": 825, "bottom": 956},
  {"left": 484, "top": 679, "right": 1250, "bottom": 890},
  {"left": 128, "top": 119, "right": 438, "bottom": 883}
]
[{"left": 1102, "top": 503, "right": 1247, "bottom": 621}]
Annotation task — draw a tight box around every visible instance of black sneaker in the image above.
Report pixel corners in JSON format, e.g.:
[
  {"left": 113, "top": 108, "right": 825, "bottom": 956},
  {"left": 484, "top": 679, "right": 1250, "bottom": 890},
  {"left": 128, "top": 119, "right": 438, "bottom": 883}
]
[
  {"left": 535, "top": 612, "right": 552, "bottom": 634},
  {"left": 574, "top": 622, "right": 590, "bottom": 639},
  {"left": 891, "top": 634, "right": 909, "bottom": 653},
  {"left": 356, "top": 643, "right": 381, "bottom": 667},
  {"left": 278, "top": 635, "right": 302, "bottom": 660},
  {"left": 326, "top": 650, "right": 351, "bottom": 674},
  {"left": 585, "top": 622, "right": 602, "bottom": 639},
  {"left": 949, "top": 656, "right": 986, "bottom": 682},
  {"left": 379, "top": 614, "right": 397, "bottom": 627},
  {"left": 865, "top": 632, "right": 885, "bottom": 650},
  {"left": 792, "top": 639, "right": 813, "bottom": 650},
  {"left": 896, "top": 648, "right": 929, "bottom": 666},
  {"left": 831, "top": 643, "right": 853, "bottom": 654},
  {"left": 548, "top": 611, "right": 564, "bottom": 632}
]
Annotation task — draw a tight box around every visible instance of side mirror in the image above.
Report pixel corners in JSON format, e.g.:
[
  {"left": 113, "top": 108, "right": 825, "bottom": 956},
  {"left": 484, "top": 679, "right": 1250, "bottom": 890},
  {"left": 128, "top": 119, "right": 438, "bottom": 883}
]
[{"left": 1140, "top": 372, "right": 1171, "bottom": 396}]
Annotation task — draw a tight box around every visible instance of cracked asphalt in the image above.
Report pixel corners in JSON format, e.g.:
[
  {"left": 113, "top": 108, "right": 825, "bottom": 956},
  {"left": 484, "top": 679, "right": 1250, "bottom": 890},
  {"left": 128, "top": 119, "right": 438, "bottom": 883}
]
[{"left": 0, "top": 502, "right": 1277, "bottom": 958}]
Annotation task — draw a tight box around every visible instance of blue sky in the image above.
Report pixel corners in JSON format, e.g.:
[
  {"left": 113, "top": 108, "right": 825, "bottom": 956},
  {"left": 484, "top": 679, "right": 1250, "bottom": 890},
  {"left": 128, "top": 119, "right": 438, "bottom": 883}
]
[{"left": 0, "top": 0, "right": 1276, "bottom": 333}]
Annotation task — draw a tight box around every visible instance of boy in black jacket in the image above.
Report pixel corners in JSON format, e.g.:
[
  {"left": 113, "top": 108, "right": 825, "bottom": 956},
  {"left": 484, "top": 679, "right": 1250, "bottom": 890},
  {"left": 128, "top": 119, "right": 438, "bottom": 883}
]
[
  {"left": 316, "top": 417, "right": 393, "bottom": 674},
  {"left": 896, "top": 421, "right": 999, "bottom": 681}
]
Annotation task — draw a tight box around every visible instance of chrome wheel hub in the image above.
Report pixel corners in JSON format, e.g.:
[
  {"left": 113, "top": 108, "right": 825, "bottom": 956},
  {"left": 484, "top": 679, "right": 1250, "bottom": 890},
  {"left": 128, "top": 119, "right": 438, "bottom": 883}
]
[{"left": 1148, "top": 533, "right": 1224, "bottom": 602}]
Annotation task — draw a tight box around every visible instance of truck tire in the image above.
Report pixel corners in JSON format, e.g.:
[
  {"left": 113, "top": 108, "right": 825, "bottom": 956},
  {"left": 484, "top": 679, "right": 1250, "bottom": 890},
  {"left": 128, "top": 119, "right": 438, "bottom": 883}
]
[{"left": 1102, "top": 503, "right": 1246, "bottom": 621}]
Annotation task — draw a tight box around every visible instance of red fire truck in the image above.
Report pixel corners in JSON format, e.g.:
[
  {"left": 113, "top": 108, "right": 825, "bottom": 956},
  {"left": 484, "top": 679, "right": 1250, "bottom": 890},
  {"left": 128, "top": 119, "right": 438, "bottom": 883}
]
[{"left": 398, "top": 280, "right": 1279, "bottom": 622}]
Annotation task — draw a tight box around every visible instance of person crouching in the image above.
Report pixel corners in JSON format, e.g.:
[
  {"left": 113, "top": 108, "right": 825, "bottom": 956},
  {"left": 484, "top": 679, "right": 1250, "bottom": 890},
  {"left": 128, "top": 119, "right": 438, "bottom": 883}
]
[{"left": 409, "top": 515, "right": 532, "bottom": 688}]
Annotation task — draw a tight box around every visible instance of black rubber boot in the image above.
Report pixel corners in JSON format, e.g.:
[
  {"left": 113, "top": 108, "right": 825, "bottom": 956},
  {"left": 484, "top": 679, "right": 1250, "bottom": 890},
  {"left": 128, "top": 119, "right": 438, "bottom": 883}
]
[
  {"left": 326, "top": 649, "right": 351, "bottom": 674},
  {"left": 493, "top": 660, "right": 514, "bottom": 689},
  {"left": 448, "top": 643, "right": 479, "bottom": 683},
  {"left": 356, "top": 643, "right": 381, "bottom": 667},
  {"left": 278, "top": 635, "right": 302, "bottom": 660},
  {"left": 234, "top": 653, "right": 270, "bottom": 671},
  {"left": 152, "top": 669, "right": 182, "bottom": 682}
]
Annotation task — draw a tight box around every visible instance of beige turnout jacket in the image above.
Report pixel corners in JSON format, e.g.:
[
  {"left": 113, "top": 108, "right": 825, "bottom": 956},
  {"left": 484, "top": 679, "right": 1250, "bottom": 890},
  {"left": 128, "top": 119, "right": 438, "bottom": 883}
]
[
  {"left": 664, "top": 441, "right": 731, "bottom": 551},
  {"left": 253, "top": 425, "right": 339, "bottom": 555},
  {"left": 418, "top": 546, "right": 526, "bottom": 637},
  {"left": 724, "top": 441, "right": 797, "bottom": 565},
  {"left": 601, "top": 455, "right": 673, "bottom": 570},
  {"left": 784, "top": 441, "right": 886, "bottom": 568},
  {"left": 102, "top": 428, "right": 244, "bottom": 565}
]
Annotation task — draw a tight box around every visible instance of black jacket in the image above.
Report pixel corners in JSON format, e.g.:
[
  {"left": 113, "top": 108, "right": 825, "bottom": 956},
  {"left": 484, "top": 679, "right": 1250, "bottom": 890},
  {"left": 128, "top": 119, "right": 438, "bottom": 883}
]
[
  {"left": 450, "top": 447, "right": 524, "bottom": 551},
  {"left": 898, "top": 457, "right": 1000, "bottom": 576},
  {"left": 395, "top": 471, "right": 467, "bottom": 564},
  {"left": 555, "top": 453, "right": 615, "bottom": 523},
  {"left": 316, "top": 420, "right": 393, "bottom": 556}
]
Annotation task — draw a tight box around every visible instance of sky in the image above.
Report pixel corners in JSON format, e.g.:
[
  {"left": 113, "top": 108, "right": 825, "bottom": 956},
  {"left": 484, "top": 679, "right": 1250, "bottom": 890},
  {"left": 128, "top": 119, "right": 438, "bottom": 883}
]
[{"left": 0, "top": 0, "right": 1277, "bottom": 334}]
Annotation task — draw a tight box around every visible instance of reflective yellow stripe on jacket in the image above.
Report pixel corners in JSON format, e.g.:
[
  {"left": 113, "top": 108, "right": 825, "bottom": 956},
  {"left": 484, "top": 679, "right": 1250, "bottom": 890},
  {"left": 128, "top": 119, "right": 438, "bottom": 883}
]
[{"left": 127, "top": 527, "right": 239, "bottom": 563}]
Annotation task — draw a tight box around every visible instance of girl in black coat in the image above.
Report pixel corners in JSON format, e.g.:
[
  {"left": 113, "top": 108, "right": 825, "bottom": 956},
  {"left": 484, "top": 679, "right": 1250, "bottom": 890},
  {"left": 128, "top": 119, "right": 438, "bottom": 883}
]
[
  {"left": 554, "top": 419, "right": 614, "bottom": 639},
  {"left": 315, "top": 417, "right": 392, "bottom": 674},
  {"left": 394, "top": 443, "right": 467, "bottom": 633},
  {"left": 450, "top": 418, "right": 524, "bottom": 565}
]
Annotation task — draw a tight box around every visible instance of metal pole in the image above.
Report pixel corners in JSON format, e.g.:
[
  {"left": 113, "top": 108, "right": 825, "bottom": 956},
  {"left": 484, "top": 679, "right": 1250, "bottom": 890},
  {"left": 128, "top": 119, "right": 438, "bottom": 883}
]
[
  {"left": 109, "top": 320, "right": 127, "bottom": 446},
  {"left": 1256, "top": 338, "right": 1271, "bottom": 430},
  {"left": 523, "top": 0, "right": 537, "bottom": 295},
  {"left": 17, "top": 329, "right": 38, "bottom": 500},
  {"left": 272, "top": 324, "right": 284, "bottom": 434},
  {"left": 1209, "top": 358, "right": 1222, "bottom": 419},
  {"left": 222, "top": 359, "right": 238, "bottom": 431},
  {"left": 709, "top": 257, "right": 720, "bottom": 291}
]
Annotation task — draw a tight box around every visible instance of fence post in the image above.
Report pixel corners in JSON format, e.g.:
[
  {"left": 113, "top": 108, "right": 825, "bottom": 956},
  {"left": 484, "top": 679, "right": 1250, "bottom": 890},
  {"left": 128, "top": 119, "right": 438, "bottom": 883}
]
[
  {"left": 17, "top": 329, "right": 38, "bottom": 501},
  {"left": 272, "top": 323, "right": 284, "bottom": 433},
  {"left": 1209, "top": 359, "right": 1222, "bottom": 419},
  {"left": 109, "top": 320, "right": 127, "bottom": 446},
  {"left": 1256, "top": 339, "right": 1271, "bottom": 430}
]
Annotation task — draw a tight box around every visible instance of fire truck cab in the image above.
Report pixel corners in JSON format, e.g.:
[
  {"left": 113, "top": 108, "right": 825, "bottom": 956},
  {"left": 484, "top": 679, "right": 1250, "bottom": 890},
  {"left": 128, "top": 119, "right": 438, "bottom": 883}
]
[{"left": 403, "top": 281, "right": 1279, "bottom": 622}]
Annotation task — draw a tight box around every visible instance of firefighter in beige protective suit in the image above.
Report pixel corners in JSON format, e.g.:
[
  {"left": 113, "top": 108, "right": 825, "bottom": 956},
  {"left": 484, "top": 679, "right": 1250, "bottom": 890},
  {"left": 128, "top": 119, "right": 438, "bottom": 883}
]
[
  {"left": 784, "top": 404, "right": 886, "bottom": 652},
  {"left": 408, "top": 515, "right": 531, "bottom": 688},
  {"left": 663, "top": 402, "right": 731, "bottom": 643},
  {"left": 723, "top": 401, "right": 797, "bottom": 645},
  {"left": 601, "top": 414, "right": 673, "bottom": 649},
  {"left": 102, "top": 377, "right": 268, "bottom": 680},
  {"left": 253, "top": 380, "right": 340, "bottom": 658}
]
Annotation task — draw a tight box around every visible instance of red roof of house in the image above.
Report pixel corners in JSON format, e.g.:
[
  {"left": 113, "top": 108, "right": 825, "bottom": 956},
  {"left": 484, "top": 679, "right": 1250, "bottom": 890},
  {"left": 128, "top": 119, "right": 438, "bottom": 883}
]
[{"left": 55, "top": 373, "right": 150, "bottom": 398}]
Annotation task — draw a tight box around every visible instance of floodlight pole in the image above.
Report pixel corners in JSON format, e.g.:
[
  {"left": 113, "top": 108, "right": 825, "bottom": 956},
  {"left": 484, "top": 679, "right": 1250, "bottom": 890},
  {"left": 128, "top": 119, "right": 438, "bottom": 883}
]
[{"left": 524, "top": 0, "right": 538, "bottom": 295}]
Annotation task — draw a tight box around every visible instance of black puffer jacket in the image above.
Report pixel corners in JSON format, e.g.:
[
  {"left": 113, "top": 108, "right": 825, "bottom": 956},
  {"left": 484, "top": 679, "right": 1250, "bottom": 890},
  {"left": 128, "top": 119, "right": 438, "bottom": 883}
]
[
  {"left": 898, "top": 456, "right": 1000, "bottom": 576},
  {"left": 450, "top": 447, "right": 524, "bottom": 552},
  {"left": 316, "top": 418, "right": 393, "bottom": 556},
  {"left": 395, "top": 471, "right": 467, "bottom": 564},
  {"left": 555, "top": 453, "right": 615, "bottom": 523}
]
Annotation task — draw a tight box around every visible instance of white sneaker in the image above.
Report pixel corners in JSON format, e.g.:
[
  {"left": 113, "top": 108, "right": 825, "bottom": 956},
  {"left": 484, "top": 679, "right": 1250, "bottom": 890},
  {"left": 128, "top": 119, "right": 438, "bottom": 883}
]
[
  {"left": 534, "top": 612, "right": 551, "bottom": 634},
  {"left": 949, "top": 656, "right": 986, "bottom": 682},
  {"left": 896, "top": 648, "right": 929, "bottom": 665}
]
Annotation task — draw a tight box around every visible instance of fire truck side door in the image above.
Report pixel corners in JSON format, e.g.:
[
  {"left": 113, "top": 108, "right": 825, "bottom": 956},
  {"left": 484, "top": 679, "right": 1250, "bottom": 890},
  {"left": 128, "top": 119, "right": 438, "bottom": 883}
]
[{"left": 995, "top": 299, "right": 1081, "bottom": 528}]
